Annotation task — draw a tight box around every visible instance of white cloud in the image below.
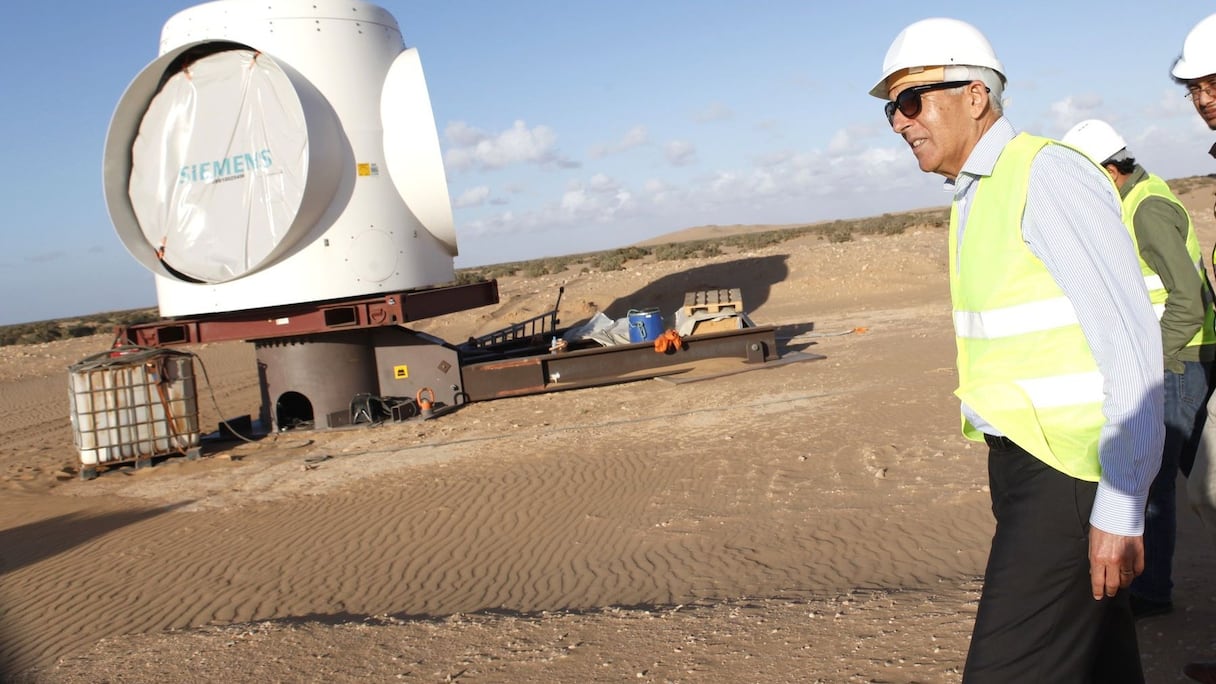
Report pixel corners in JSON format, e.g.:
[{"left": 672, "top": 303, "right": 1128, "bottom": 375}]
[
  {"left": 555, "top": 174, "right": 634, "bottom": 223},
  {"left": 452, "top": 186, "right": 491, "bottom": 209},
  {"left": 455, "top": 127, "right": 947, "bottom": 267},
  {"left": 444, "top": 121, "right": 485, "bottom": 147},
  {"left": 825, "top": 124, "right": 878, "bottom": 157},
  {"left": 1148, "top": 87, "right": 1203, "bottom": 119},
  {"left": 826, "top": 130, "right": 853, "bottom": 156},
  {"left": 753, "top": 151, "right": 792, "bottom": 169},
  {"left": 694, "top": 102, "right": 734, "bottom": 123},
  {"left": 643, "top": 178, "right": 669, "bottom": 194},
  {"left": 587, "top": 173, "right": 619, "bottom": 193},
  {"left": 588, "top": 125, "right": 649, "bottom": 159},
  {"left": 644, "top": 140, "right": 926, "bottom": 216},
  {"left": 1047, "top": 93, "right": 1104, "bottom": 133},
  {"left": 664, "top": 140, "right": 697, "bottom": 166},
  {"left": 443, "top": 120, "right": 578, "bottom": 172},
  {"left": 1100, "top": 115, "right": 1215, "bottom": 180},
  {"left": 755, "top": 119, "right": 784, "bottom": 140},
  {"left": 461, "top": 173, "right": 636, "bottom": 240}
]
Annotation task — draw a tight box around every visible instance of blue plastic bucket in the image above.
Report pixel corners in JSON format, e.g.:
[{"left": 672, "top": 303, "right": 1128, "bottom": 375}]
[{"left": 627, "top": 307, "right": 664, "bottom": 343}]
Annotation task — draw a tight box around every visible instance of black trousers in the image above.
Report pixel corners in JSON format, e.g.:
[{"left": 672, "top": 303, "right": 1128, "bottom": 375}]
[{"left": 963, "top": 439, "right": 1143, "bottom": 683}]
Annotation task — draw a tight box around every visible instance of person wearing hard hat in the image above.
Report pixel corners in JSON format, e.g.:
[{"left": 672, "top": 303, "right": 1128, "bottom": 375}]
[
  {"left": 1062, "top": 119, "right": 1216, "bottom": 624},
  {"left": 873, "top": 18, "right": 1164, "bottom": 682},
  {"left": 1170, "top": 13, "right": 1216, "bottom": 684},
  {"left": 1175, "top": 14, "right": 1216, "bottom": 133}
]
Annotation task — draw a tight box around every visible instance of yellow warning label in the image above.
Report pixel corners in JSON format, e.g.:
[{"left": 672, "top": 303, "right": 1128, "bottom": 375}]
[
  {"left": 394, "top": 365, "right": 409, "bottom": 379},
  {"left": 357, "top": 163, "right": 371, "bottom": 176}
]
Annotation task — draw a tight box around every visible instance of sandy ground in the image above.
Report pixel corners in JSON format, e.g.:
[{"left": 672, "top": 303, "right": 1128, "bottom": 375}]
[{"left": 2, "top": 182, "right": 1216, "bottom": 682}]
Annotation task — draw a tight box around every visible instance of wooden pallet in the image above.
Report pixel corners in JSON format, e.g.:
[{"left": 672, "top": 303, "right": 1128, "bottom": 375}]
[
  {"left": 689, "top": 316, "right": 743, "bottom": 335},
  {"left": 682, "top": 288, "right": 744, "bottom": 317}
]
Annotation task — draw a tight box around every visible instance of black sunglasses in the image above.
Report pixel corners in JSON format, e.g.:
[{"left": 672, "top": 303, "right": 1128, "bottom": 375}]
[{"left": 884, "top": 80, "right": 975, "bottom": 125}]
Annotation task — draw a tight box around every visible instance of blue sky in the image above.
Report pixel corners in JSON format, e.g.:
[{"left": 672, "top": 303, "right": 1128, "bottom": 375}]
[{"left": 2, "top": 1, "right": 1215, "bottom": 325}]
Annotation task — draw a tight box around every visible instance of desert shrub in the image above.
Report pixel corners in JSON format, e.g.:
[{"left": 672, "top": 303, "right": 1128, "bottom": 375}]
[
  {"left": 618, "top": 246, "right": 650, "bottom": 261},
  {"left": 111, "top": 308, "right": 159, "bottom": 326},
  {"left": 16, "top": 323, "right": 61, "bottom": 345},
  {"left": 522, "top": 262, "right": 549, "bottom": 278},
  {"left": 652, "top": 242, "right": 702, "bottom": 261},
  {"left": 544, "top": 257, "right": 573, "bottom": 274},
  {"left": 827, "top": 227, "right": 854, "bottom": 243},
  {"left": 519, "top": 257, "right": 574, "bottom": 278},
  {"left": 453, "top": 270, "right": 488, "bottom": 285},
  {"left": 588, "top": 247, "right": 651, "bottom": 272},
  {"left": 0, "top": 308, "right": 161, "bottom": 347},
  {"left": 0, "top": 326, "right": 27, "bottom": 346},
  {"left": 590, "top": 251, "right": 627, "bottom": 271},
  {"left": 727, "top": 231, "right": 788, "bottom": 250},
  {"left": 482, "top": 264, "right": 518, "bottom": 279}
]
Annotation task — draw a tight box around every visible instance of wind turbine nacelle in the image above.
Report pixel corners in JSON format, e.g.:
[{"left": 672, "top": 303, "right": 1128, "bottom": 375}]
[{"left": 103, "top": 0, "right": 458, "bottom": 317}]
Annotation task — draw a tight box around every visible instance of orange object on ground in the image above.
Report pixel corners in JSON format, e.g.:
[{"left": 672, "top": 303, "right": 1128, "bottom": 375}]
[
  {"left": 653, "top": 329, "right": 684, "bottom": 353},
  {"left": 416, "top": 386, "right": 435, "bottom": 412}
]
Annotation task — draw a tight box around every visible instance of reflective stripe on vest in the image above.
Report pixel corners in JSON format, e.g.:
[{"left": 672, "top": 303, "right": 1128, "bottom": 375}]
[
  {"left": 954, "top": 296, "right": 1081, "bottom": 339},
  {"left": 949, "top": 133, "right": 1105, "bottom": 481},
  {"left": 1122, "top": 173, "right": 1216, "bottom": 349}
]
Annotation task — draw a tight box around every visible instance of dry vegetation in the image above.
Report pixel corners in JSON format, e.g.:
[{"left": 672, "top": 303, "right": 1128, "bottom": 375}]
[
  {"left": 457, "top": 207, "right": 951, "bottom": 282},
  {"left": 0, "top": 308, "right": 160, "bottom": 347}
]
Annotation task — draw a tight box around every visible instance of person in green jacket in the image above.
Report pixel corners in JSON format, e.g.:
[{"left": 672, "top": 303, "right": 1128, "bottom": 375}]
[{"left": 1063, "top": 119, "right": 1216, "bottom": 621}]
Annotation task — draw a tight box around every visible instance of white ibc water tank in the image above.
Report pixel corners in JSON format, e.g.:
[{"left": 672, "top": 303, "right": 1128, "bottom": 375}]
[
  {"left": 103, "top": 0, "right": 458, "bottom": 317},
  {"left": 69, "top": 348, "right": 200, "bottom": 467}
]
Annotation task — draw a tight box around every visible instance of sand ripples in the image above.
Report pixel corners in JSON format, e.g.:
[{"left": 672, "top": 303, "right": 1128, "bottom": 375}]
[{"left": 1, "top": 412, "right": 990, "bottom": 674}]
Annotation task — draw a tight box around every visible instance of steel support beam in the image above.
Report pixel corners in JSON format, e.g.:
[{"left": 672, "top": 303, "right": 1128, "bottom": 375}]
[
  {"left": 115, "top": 280, "right": 500, "bottom": 347},
  {"left": 460, "top": 326, "right": 779, "bottom": 401}
]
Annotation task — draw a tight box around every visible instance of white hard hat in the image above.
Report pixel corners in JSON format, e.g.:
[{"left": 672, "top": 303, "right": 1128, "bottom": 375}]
[
  {"left": 1173, "top": 13, "right": 1216, "bottom": 80},
  {"left": 870, "top": 18, "right": 1006, "bottom": 99},
  {"left": 1061, "top": 119, "right": 1127, "bottom": 165}
]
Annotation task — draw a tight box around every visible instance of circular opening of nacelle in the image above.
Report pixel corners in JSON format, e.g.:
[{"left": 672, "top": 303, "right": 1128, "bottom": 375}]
[
  {"left": 105, "top": 40, "right": 340, "bottom": 286},
  {"left": 130, "top": 47, "right": 310, "bottom": 283}
]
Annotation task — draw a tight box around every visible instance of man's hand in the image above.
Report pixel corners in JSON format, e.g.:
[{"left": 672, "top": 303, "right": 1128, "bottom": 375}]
[{"left": 1089, "top": 526, "right": 1144, "bottom": 599}]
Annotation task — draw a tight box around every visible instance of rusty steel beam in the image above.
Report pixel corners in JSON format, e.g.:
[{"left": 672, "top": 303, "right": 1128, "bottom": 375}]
[
  {"left": 460, "top": 326, "right": 779, "bottom": 401},
  {"left": 117, "top": 280, "right": 500, "bottom": 347}
]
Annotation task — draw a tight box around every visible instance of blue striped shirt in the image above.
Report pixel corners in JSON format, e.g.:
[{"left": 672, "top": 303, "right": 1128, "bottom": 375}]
[{"left": 950, "top": 118, "right": 1164, "bottom": 537}]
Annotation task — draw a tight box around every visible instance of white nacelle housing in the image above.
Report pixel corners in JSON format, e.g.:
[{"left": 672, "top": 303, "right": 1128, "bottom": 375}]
[{"left": 103, "top": 0, "right": 458, "bottom": 317}]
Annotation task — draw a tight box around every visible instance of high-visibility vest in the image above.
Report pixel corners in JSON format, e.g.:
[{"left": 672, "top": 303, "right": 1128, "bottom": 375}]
[
  {"left": 950, "top": 133, "right": 1104, "bottom": 481},
  {"left": 1122, "top": 173, "right": 1216, "bottom": 349}
]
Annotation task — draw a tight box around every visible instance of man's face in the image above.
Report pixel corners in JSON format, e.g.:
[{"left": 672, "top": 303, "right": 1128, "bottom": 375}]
[
  {"left": 1186, "top": 75, "right": 1216, "bottom": 130},
  {"left": 887, "top": 81, "right": 973, "bottom": 179}
]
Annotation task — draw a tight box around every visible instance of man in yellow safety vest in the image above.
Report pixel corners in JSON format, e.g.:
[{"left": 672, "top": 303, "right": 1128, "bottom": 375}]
[{"left": 872, "top": 17, "right": 1164, "bottom": 682}]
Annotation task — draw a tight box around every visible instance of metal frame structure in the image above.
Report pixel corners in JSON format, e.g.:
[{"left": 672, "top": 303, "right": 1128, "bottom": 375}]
[
  {"left": 115, "top": 281, "right": 500, "bottom": 347},
  {"left": 110, "top": 282, "right": 785, "bottom": 432},
  {"left": 460, "top": 325, "right": 778, "bottom": 401}
]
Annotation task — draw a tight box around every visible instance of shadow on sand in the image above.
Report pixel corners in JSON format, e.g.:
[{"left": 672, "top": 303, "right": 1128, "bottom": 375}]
[{"left": 600, "top": 255, "right": 789, "bottom": 324}]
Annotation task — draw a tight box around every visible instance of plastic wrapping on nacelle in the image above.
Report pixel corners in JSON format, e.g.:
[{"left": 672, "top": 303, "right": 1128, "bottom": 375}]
[
  {"left": 105, "top": 43, "right": 343, "bottom": 284},
  {"left": 102, "top": 0, "right": 458, "bottom": 317}
]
